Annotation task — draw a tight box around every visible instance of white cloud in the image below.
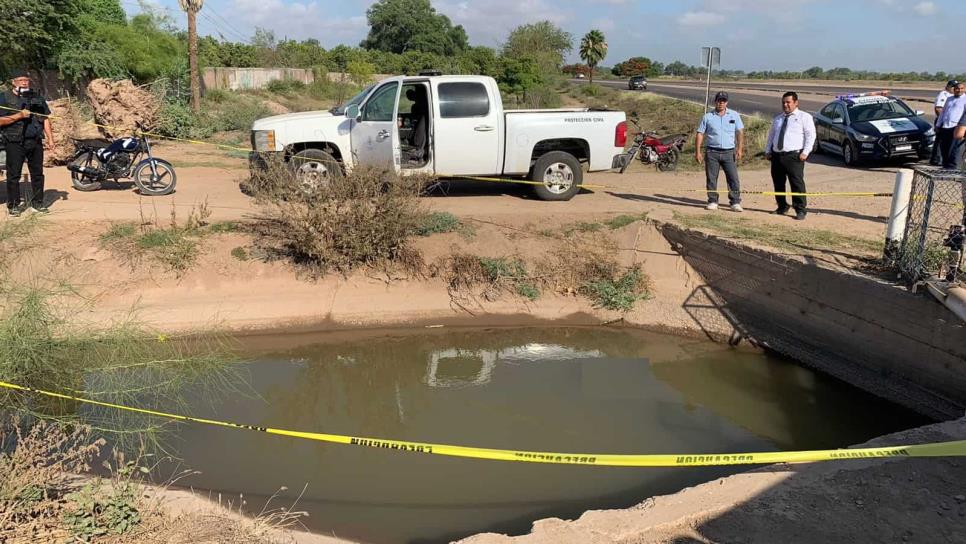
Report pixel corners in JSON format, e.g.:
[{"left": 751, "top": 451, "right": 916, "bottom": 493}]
[
  {"left": 678, "top": 11, "right": 726, "bottom": 26},
  {"left": 435, "top": 0, "right": 572, "bottom": 47},
  {"left": 229, "top": 0, "right": 369, "bottom": 43},
  {"left": 913, "top": 2, "right": 937, "bottom": 16}
]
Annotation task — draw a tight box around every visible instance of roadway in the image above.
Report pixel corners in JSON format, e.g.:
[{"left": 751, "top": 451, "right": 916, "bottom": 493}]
[{"left": 586, "top": 79, "right": 937, "bottom": 119}]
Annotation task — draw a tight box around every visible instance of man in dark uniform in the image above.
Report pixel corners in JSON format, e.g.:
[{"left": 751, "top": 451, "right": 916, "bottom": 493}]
[{"left": 0, "top": 70, "right": 53, "bottom": 216}]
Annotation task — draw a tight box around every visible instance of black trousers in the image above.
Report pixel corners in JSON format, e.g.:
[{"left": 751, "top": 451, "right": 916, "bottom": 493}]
[
  {"left": 5, "top": 140, "right": 45, "bottom": 209},
  {"left": 937, "top": 127, "right": 956, "bottom": 167},
  {"left": 770, "top": 152, "right": 807, "bottom": 211}
]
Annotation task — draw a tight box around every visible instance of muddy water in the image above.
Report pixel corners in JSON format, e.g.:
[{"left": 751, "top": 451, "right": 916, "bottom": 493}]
[{"left": 164, "top": 327, "right": 925, "bottom": 544}]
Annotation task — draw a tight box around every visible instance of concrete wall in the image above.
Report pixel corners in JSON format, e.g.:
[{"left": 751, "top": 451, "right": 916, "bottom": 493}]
[
  {"left": 203, "top": 68, "right": 391, "bottom": 91},
  {"left": 203, "top": 67, "right": 315, "bottom": 91},
  {"left": 661, "top": 223, "right": 966, "bottom": 420}
]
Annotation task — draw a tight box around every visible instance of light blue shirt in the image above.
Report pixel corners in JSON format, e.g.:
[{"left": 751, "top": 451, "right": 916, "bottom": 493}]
[
  {"left": 697, "top": 109, "right": 744, "bottom": 149},
  {"left": 938, "top": 94, "right": 966, "bottom": 129}
]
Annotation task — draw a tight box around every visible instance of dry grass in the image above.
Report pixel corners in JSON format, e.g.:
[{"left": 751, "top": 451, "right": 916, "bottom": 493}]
[
  {"left": 432, "top": 235, "right": 653, "bottom": 312},
  {"left": 99, "top": 201, "right": 233, "bottom": 275},
  {"left": 0, "top": 418, "right": 307, "bottom": 544},
  {"left": 250, "top": 161, "right": 430, "bottom": 276}
]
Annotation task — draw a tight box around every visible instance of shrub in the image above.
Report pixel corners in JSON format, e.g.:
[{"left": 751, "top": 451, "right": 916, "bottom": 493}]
[
  {"left": 251, "top": 163, "right": 428, "bottom": 274},
  {"left": 416, "top": 212, "right": 462, "bottom": 236},
  {"left": 581, "top": 266, "right": 651, "bottom": 311},
  {"left": 154, "top": 101, "right": 204, "bottom": 139},
  {"left": 265, "top": 78, "right": 307, "bottom": 95}
]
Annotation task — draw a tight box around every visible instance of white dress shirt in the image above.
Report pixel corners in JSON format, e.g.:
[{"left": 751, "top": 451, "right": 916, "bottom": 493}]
[
  {"left": 766, "top": 109, "right": 816, "bottom": 156},
  {"left": 937, "top": 95, "right": 966, "bottom": 129},
  {"left": 936, "top": 90, "right": 952, "bottom": 108}
]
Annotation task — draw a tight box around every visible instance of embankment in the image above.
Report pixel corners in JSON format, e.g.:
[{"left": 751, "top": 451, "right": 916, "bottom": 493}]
[{"left": 660, "top": 223, "right": 966, "bottom": 420}]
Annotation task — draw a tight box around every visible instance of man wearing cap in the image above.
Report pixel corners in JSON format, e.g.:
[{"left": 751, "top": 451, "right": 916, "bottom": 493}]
[
  {"left": 930, "top": 80, "right": 957, "bottom": 165},
  {"left": 936, "top": 82, "right": 966, "bottom": 169},
  {"left": 0, "top": 70, "right": 53, "bottom": 216},
  {"left": 696, "top": 91, "right": 744, "bottom": 212},
  {"left": 765, "top": 91, "right": 816, "bottom": 221}
]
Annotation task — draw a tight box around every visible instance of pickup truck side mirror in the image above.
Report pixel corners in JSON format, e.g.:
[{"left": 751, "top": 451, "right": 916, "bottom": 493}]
[
  {"left": 915, "top": 110, "right": 925, "bottom": 116},
  {"left": 345, "top": 104, "right": 361, "bottom": 120},
  {"left": 832, "top": 118, "right": 844, "bottom": 125}
]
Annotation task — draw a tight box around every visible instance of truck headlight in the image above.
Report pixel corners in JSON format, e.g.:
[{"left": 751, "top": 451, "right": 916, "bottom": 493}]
[
  {"left": 252, "top": 130, "right": 277, "bottom": 152},
  {"left": 925, "top": 127, "right": 936, "bottom": 137}
]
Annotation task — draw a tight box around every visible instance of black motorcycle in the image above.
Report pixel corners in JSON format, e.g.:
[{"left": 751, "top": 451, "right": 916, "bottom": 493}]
[{"left": 67, "top": 135, "right": 176, "bottom": 196}]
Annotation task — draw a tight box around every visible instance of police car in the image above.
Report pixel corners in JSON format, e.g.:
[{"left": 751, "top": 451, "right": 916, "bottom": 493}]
[{"left": 813, "top": 91, "right": 934, "bottom": 166}]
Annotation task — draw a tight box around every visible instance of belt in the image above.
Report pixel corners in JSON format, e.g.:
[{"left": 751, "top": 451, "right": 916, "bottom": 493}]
[
  {"left": 706, "top": 147, "right": 735, "bottom": 152},
  {"left": 774, "top": 150, "right": 802, "bottom": 155}
]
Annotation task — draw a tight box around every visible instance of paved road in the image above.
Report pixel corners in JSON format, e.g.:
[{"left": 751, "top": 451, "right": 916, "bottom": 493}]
[
  {"left": 586, "top": 79, "right": 936, "bottom": 120},
  {"left": 623, "top": 80, "right": 938, "bottom": 102}
]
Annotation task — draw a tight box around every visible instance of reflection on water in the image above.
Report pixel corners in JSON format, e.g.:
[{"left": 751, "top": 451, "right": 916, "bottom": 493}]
[{"left": 162, "top": 327, "right": 926, "bottom": 544}]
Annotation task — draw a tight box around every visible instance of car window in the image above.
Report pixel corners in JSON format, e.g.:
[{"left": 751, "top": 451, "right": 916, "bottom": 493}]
[
  {"left": 847, "top": 99, "right": 915, "bottom": 122},
  {"left": 438, "top": 82, "right": 490, "bottom": 118},
  {"left": 820, "top": 104, "right": 837, "bottom": 118},
  {"left": 362, "top": 82, "right": 399, "bottom": 122},
  {"left": 331, "top": 84, "right": 375, "bottom": 115},
  {"left": 832, "top": 104, "right": 847, "bottom": 122}
]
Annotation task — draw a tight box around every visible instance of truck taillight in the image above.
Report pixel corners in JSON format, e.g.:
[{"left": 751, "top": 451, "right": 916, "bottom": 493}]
[{"left": 615, "top": 121, "right": 627, "bottom": 148}]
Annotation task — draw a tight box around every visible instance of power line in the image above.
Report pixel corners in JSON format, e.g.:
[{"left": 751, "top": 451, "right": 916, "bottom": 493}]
[{"left": 205, "top": 3, "right": 252, "bottom": 43}]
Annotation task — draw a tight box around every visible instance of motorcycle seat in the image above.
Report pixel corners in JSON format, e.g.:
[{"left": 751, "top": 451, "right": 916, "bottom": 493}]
[
  {"left": 72, "top": 138, "right": 111, "bottom": 150},
  {"left": 659, "top": 134, "right": 686, "bottom": 145}
]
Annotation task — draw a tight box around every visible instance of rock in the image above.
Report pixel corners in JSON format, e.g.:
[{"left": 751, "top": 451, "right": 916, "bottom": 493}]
[{"left": 954, "top": 494, "right": 965, "bottom": 503}]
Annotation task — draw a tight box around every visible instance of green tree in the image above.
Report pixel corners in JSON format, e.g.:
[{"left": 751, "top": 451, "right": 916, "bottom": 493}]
[
  {"left": 361, "top": 0, "right": 468, "bottom": 56},
  {"left": 457, "top": 46, "right": 500, "bottom": 77},
  {"left": 502, "top": 21, "right": 572, "bottom": 72},
  {"left": 0, "top": 0, "right": 79, "bottom": 76},
  {"left": 499, "top": 56, "right": 544, "bottom": 102},
  {"left": 612, "top": 56, "right": 650, "bottom": 77},
  {"left": 579, "top": 29, "right": 607, "bottom": 84},
  {"left": 346, "top": 59, "right": 375, "bottom": 86}
]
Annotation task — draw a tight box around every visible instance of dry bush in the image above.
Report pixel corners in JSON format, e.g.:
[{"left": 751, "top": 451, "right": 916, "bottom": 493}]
[
  {"left": 250, "top": 162, "right": 429, "bottom": 275},
  {"left": 0, "top": 418, "right": 104, "bottom": 541},
  {"left": 86, "top": 79, "right": 161, "bottom": 138}
]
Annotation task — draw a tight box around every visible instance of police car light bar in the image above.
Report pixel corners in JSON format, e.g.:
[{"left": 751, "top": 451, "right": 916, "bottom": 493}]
[{"left": 836, "top": 90, "right": 891, "bottom": 101}]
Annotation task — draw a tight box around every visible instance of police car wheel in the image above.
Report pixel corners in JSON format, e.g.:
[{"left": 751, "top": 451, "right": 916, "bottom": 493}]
[{"left": 842, "top": 141, "right": 858, "bottom": 167}]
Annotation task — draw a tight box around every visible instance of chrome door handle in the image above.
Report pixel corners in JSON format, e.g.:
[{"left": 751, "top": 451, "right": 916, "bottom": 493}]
[
  {"left": 474, "top": 125, "right": 495, "bottom": 132},
  {"left": 377, "top": 130, "right": 391, "bottom": 140}
]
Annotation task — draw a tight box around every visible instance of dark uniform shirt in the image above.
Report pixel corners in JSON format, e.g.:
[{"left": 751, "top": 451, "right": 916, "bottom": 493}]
[{"left": 0, "top": 89, "right": 51, "bottom": 143}]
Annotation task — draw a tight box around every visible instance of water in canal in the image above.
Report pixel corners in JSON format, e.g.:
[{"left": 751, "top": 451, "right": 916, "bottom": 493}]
[{"left": 149, "top": 327, "right": 926, "bottom": 544}]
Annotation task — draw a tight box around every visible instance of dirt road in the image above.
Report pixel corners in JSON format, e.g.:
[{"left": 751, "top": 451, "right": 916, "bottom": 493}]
[{"left": 36, "top": 140, "right": 898, "bottom": 240}]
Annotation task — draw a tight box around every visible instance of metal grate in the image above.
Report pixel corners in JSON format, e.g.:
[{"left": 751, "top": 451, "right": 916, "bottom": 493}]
[{"left": 895, "top": 166, "right": 966, "bottom": 284}]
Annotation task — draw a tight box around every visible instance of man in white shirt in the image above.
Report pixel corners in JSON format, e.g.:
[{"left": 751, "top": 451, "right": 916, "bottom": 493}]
[
  {"left": 765, "top": 91, "right": 816, "bottom": 221},
  {"left": 936, "top": 82, "right": 966, "bottom": 169},
  {"left": 930, "top": 80, "right": 957, "bottom": 165}
]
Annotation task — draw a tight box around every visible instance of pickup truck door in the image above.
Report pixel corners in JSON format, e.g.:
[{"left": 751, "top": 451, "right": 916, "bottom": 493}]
[
  {"left": 351, "top": 81, "right": 400, "bottom": 171},
  {"left": 431, "top": 81, "right": 501, "bottom": 175}
]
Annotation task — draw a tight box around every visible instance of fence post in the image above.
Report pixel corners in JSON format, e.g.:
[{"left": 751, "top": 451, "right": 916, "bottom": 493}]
[
  {"left": 884, "top": 168, "right": 914, "bottom": 262},
  {"left": 914, "top": 175, "right": 937, "bottom": 282}
]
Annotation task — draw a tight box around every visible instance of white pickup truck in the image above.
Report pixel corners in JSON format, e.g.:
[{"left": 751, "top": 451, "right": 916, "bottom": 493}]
[{"left": 249, "top": 74, "right": 627, "bottom": 200}]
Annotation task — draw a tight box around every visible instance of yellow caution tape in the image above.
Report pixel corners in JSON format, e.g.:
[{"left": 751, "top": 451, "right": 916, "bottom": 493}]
[
  {"left": 0, "top": 104, "right": 912, "bottom": 199},
  {"left": 3, "top": 379, "right": 965, "bottom": 467}
]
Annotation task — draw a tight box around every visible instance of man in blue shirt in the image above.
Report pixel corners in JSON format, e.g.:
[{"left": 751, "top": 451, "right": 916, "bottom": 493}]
[
  {"left": 696, "top": 91, "right": 744, "bottom": 212},
  {"left": 938, "top": 82, "right": 966, "bottom": 169}
]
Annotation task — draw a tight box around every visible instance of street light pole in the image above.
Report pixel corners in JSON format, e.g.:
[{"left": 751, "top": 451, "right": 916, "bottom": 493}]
[{"left": 701, "top": 46, "right": 720, "bottom": 112}]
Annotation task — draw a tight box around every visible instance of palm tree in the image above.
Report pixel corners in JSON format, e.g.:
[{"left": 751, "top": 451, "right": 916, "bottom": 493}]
[{"left": 579, "top": 30, "right": 608, "bottom": 85}]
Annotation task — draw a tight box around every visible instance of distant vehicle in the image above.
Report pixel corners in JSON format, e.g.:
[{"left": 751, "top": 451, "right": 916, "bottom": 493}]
[
  {"left": 628, "top": 76, "right": 647, "bottom": 91},
  {"left": 813, "top": 91, "right": 935, "bottom": 166},
  {"left": 576, "top": 73, "right": 586, "bottom": 79},
  {"left": 250, "top": 75, "right": 627, "bottom": 201}
]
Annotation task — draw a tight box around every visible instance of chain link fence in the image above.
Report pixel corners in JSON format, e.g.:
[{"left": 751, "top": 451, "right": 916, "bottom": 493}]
[{"left": 895, "top": 167, "right": 966, "bottom": 284}]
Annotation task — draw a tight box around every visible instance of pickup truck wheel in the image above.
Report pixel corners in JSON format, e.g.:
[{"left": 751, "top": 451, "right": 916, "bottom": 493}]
[
  {"left": 291, "top": 149, "right": 343, "bottom": 194},
  {"left": 531, "top": 151, "right": 582, "bottom": 201}
]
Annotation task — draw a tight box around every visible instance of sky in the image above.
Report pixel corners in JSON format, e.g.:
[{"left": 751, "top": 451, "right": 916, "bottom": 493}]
[{"left": 126, "top": 0, "right": 966, "bottom": 73}]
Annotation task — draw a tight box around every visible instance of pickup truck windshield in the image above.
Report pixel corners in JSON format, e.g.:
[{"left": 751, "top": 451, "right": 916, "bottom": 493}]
[{"left": 330, "top": 84, "right": 376, "bottom": 115}]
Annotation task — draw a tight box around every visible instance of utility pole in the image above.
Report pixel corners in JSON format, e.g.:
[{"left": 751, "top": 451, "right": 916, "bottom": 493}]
[
  {"left": 701, "top": 46, "right": 720, "bottom": 112},
  {"left": 179, "top": 0, "right": 205, "bottom": 113}
]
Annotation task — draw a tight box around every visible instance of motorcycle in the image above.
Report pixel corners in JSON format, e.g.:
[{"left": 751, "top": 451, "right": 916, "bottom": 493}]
[
  {"left": 619, "top": 119, "right": 688, "bottom": 174},
  {"left": 67, "top": 135, "right": 177, "bottom": 196}
]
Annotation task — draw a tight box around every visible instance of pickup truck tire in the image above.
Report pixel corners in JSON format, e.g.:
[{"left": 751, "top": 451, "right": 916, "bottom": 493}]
[
  {"left": 291, "top": 149, "right": 343, "bottom": 194},
  {"left": 531, "top": 151, "right": 582, "bottom": 201}
]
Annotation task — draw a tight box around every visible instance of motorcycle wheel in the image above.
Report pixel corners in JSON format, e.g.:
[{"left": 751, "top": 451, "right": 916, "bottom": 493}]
[
  {"left": 657, "top": 149, "right": 679, "bottom": 172},
  {"left": 133, "top": 159, "right": 177, "bottom": 196},
  {"left": 71, "top": 171, "right": 102, "bottom": 192}
]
